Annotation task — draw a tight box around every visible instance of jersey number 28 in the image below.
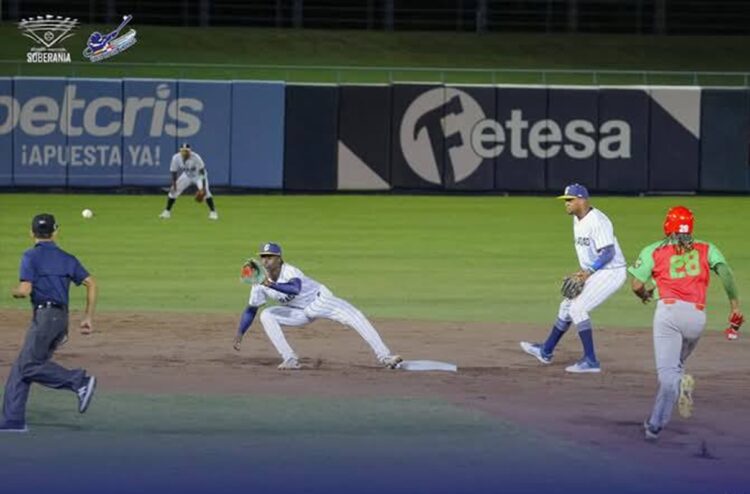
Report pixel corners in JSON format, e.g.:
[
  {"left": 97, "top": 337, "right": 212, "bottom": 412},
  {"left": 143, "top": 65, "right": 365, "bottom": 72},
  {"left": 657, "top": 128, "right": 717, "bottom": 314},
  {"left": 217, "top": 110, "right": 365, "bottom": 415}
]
[{"left": 669, "top": 251, "right": 701, "bottom": 279}]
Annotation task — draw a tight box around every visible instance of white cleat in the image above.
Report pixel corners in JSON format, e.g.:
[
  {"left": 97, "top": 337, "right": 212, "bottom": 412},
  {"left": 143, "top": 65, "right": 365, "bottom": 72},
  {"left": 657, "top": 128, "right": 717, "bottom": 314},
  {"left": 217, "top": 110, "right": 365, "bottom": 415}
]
[
  {"left": 208, "top": 211, "right": 219, "bottom": 220},
  {"left": 565, "top": 358, "right": 601, "bottom": 374},
  {"left": 278, "top": 357, "right": 301, "bottom": 370},
  {"left": 381, "top": 355, "right": 403, "bottom": 369},
  {"left": 520, "top": 341, "right": 552, "bottom": 364},
  {"left": 159, "top": 210, "right": 171, "bottom": 219}
]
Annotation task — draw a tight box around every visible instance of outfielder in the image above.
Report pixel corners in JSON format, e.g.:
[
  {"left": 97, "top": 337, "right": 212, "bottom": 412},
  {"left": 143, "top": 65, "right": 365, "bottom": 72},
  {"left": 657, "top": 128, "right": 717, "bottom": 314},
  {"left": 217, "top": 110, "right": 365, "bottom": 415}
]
[
  {"left": 521, "top": 183, "right": 626, "bottom": 373},
  {"left": 159, "top": 143, "right": 218, "bottom": 220},
  {"left": 629, "top": 206, "right": 743, "bottom": 440},
  {"left": 233, "top": 243, "right": 402, "bottom": 370}
]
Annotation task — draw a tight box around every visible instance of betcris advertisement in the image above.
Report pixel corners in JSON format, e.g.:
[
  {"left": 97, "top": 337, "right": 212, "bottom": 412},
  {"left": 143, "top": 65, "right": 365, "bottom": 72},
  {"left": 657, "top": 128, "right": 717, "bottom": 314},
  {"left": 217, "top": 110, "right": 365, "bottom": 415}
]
[{"left": 0, "top": 77, "right": 240, "bottom": 187}]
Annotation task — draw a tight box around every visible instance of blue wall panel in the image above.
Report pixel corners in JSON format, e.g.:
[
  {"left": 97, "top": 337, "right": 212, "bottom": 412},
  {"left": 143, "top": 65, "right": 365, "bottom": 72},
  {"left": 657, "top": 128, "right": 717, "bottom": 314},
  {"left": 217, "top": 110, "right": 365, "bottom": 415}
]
[
  {"left": 178, "top": 80, "right": 231, "bottom": 186},
  {"left": 230, "top": 81, "right": 285, "bottom": 189},
  {"left": 0, "top": 78, "right": 12, "bottom": 185},
  {"left": 121, "top": 79, "right": 178, "bottom": 186},
  {"left": 13, "top": 77, "right": 68, "bottom": 186},
  {"left": 66, "top": 79, "right": 123, "bottom": 187}
]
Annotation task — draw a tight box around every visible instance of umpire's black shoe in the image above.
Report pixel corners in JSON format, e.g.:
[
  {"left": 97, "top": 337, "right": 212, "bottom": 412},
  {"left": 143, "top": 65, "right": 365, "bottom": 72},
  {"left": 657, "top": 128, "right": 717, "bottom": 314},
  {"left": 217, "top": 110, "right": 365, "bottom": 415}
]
[
  {"left": 0, "top": 421, "right": 29, "bottom": 433},
  {"left": 77, "top": 375, "right": 97, "bottom": 413}
]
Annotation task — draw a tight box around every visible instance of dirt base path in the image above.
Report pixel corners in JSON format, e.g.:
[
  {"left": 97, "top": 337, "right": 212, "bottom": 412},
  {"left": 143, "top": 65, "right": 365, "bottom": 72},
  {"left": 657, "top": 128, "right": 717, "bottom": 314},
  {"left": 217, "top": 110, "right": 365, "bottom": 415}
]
[{"left": 1, "top": 309, "right": 748, "bottom": 489}]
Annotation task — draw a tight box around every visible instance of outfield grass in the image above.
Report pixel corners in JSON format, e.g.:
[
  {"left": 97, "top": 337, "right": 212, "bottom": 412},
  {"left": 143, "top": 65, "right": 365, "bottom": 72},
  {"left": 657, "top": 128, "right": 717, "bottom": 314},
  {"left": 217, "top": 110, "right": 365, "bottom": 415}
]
[
  {"left": 0, "top": 194, "right": 747, "bottom": 328},
  {"left": 1, "top": 25, "right": 749, "bottom": 83}
]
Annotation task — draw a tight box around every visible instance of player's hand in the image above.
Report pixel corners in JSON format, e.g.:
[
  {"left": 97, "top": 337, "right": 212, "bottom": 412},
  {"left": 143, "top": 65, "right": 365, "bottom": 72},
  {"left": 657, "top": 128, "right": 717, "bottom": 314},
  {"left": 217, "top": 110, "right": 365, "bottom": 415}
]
[
  {"left": 262, "top": 278, "right": 273, "bottom": 287},
  {"left": 233, "top": 334, "right": 242, "bottom": 351},
  {"left": 640, "top": 287, "right": 655, "bottom": 304},
  {"left": 574, "top": 270, "right": 591, "bottom": 281},
  {"left": 80, "top": 317, "right": 93, "bottom": 335}
]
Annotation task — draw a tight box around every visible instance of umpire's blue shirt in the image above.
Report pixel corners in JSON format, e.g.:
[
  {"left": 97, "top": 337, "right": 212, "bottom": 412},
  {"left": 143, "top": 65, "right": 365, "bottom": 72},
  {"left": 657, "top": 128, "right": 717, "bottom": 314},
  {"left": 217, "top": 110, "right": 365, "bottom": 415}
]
[{"left": 19, "top": 242, "right": 89, "bottom": 306}]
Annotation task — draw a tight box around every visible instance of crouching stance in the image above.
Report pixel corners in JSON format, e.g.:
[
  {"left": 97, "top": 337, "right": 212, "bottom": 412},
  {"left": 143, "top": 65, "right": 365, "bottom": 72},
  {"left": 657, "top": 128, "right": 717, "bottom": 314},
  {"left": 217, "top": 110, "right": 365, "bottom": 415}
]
[{"left": 233, "top": 243, "right": 402, "bottom": 370}]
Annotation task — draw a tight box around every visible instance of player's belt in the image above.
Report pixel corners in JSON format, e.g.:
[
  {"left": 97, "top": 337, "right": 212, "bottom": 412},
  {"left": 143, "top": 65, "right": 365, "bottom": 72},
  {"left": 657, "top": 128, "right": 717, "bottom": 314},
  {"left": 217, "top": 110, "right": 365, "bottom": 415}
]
[
  {"left": 34, "top": 301, "right": 68, "bottom": 311},
  {"left": 661, "top": 298, "right": 705, "bottom": 311}
]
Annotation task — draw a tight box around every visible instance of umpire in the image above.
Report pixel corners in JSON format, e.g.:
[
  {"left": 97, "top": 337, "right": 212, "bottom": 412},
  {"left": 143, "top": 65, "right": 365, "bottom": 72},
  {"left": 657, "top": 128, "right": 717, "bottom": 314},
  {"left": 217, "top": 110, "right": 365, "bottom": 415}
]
[{"left": 0, "top": 213, "right": 97, "bottom": 433}]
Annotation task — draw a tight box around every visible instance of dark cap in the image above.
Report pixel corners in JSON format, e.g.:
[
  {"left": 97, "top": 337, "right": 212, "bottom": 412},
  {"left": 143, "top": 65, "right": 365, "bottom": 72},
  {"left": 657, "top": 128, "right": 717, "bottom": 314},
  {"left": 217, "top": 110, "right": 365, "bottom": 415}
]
[
  {"left": 557, "top": 183, "right": 590, "bottom": 200},
  {"left": 32, "top": 213, "right": 58, "bottom": 237},
  {"left": 179, "top": 142, "right": 191, "bottom": 151},
  {"left": 258, "top": 242, "right": 282, "bottom": 257}
]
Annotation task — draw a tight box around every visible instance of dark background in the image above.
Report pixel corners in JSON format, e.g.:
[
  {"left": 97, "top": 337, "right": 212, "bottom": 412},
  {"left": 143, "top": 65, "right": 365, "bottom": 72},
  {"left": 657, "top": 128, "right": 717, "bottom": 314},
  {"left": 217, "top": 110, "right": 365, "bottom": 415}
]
[{"left": 4, "top": 0, "right": 750, "bottom": 35}]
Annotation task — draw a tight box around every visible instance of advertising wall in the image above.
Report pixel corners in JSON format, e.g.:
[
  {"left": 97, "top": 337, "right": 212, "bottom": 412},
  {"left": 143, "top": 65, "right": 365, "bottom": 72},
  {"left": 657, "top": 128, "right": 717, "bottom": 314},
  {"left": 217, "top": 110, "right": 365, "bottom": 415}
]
[{"left": 1, "top": 78, "right": 748, "bottom": 193}]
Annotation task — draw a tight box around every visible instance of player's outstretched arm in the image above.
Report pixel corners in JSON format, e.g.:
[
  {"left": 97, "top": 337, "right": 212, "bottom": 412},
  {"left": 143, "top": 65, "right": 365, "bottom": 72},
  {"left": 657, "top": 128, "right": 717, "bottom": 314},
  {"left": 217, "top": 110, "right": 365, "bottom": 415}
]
[
  {"left": 234, "top": 305, "right": 259, "bottom": 351},
  {"left": 263, "top": 278, "right": 301, "bottom": 296}
]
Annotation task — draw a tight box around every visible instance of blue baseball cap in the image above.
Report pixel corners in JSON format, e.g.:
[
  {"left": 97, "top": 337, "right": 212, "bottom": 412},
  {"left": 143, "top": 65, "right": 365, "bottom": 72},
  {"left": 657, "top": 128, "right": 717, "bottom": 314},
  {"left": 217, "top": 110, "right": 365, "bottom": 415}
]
[
  {"left": 258, "top": 242, "right": 282, "bottom": 257},
  {"left": 557, "top": 183, "right": 589, "bottom": 200}
]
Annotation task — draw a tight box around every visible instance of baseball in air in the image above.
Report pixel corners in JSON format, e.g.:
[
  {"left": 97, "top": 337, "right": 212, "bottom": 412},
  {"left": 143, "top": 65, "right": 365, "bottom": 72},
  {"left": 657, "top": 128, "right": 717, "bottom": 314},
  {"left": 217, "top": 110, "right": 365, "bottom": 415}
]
[{"left": 81, "top": 208, "right": 94, "bottom": 219}]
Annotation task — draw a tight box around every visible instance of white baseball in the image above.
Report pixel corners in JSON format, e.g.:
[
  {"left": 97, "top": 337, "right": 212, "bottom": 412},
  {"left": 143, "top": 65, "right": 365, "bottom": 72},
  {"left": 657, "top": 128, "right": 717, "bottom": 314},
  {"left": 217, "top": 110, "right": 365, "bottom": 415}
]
[{"left": 82, "top": 208, "right": 94, "bottom": 219}]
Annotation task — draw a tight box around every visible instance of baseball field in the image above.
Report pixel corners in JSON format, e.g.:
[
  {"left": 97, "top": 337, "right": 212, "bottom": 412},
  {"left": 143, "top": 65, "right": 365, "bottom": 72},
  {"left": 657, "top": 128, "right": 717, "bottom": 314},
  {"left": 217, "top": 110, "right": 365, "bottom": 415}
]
[{"left": 0, "top": 193, "right": 748, "bottom": 493}]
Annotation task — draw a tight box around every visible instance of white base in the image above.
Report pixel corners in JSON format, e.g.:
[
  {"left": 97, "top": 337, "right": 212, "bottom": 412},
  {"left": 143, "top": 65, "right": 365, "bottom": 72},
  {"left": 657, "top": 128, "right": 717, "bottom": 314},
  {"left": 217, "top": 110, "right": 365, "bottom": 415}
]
[{"left": 396, "top": 360, "right": 457, "bottom": 372}]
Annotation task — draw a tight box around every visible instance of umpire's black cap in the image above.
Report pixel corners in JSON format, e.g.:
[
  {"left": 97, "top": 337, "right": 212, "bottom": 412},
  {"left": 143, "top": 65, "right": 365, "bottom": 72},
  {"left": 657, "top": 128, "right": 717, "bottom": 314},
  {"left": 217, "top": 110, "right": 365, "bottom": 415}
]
[{"left": 32, "top": 213, "right": 58, "bottom": 237}]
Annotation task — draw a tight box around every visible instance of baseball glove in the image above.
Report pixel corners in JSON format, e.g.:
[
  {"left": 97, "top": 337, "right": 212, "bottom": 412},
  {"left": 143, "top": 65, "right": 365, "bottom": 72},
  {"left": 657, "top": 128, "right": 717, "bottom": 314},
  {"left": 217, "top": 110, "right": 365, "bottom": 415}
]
[
  {"left": 561, "top": 274, "right": 586, "bottom": 300},
  {"left": 724, "top": 311, "right": 744, "bottom": 341},
  {"left": 240, "top": 258, "right": 266, "bottom": 285},
  {"left": 195, "top": 188, "right": 206, "bottom": 203}
]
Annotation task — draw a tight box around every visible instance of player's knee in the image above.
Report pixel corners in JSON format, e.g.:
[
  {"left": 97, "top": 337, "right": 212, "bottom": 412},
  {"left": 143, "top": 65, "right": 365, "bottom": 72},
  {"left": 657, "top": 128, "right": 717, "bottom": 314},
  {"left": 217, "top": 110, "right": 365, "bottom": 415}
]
[
  {"left": 19, "top": 360, "right": 43, "bottom": 379},
  {"left": 259, "top": 310, "right": 276, "bottom": 326},
  {"left": 168, "top": 191, "right": 177, "bottom": 199},
  {"left": 569, "top": 303, "right": 589, "bottom": 324}
]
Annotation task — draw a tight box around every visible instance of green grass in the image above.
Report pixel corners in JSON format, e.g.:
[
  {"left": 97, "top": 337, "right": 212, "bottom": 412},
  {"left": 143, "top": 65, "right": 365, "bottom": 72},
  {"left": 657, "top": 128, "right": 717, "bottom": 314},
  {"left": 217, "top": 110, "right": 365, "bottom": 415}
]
[
  {"left": 1, "top": 24, "right": 749, "bottom": 83},
  {"left": 0, "top": 194, "right": 747, "bottom": 328}
]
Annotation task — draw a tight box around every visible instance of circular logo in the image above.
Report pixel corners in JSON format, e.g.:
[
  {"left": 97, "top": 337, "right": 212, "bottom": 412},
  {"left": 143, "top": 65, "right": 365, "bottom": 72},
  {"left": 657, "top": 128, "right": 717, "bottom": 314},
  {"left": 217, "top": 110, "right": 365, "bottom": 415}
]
[{"left": 399, "top": 87, "right": 486, "bottom": 185}]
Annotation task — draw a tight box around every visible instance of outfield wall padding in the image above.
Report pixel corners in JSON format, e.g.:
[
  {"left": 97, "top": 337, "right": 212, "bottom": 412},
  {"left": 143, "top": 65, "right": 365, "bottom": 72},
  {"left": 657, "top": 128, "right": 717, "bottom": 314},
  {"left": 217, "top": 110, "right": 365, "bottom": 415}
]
[
  {"left": 596, "top": 89, "right": 650, "bottom": 192},
  {"left": 0, "top": 78, "right": 13, "bottom": 186},
  {"left": 545, "top": 88, "right": 600, "bottom": 192},
  {"left": 230, "top": 81, "right": 285, "bottom": 189},
  {"left": 337, "top": 84, "right": 392, "bottom": 191},
  {"left": 443, "top": 85, "right": 496, "bottom": 191},
  {"left": 283, "top": 84, "right": 338, "bottom": 191},
  {"left": 12, "top": 78, "right": 69, "bottom": 186},
  {"left": 65, "top": 79, "right": 123, "bottom": 187},
  {"left": 699, "top": 89, "right": 750, "bottom": 192},
  {"left": 2, "top": 78, "right": 749, "bottom": 194},
  {"left": 494, "top": 87, "right": 548, "bottom": 192},
  {"left": 390, "top": 84, "right": 446, "bottom": 190}
]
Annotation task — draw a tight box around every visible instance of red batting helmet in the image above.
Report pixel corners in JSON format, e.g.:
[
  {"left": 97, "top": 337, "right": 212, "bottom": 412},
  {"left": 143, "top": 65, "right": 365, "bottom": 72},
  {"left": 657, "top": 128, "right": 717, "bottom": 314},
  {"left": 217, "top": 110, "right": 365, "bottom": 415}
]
[{"left": 663, "top": 206, "right": 694, "bottom": 236}]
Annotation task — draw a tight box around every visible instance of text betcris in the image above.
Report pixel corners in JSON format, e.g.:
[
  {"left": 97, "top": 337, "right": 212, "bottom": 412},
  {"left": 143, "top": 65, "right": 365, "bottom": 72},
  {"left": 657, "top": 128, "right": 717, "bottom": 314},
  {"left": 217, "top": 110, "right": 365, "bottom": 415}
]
[{"left": 0, "top": 84, "right": 203, "bottom": 137}]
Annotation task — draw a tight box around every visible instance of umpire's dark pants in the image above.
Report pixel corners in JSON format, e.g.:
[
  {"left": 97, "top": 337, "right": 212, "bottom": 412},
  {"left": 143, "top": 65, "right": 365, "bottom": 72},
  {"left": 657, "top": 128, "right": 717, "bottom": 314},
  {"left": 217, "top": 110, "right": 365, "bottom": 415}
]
[{"left": 2, "top": 306, "right": 86, "bottom": 425}]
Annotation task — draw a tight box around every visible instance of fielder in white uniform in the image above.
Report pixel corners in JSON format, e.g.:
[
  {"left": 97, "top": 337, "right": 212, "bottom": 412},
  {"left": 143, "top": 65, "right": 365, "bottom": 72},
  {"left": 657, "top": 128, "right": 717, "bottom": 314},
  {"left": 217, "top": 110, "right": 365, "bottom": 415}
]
[
  {"left": 521, "top": 183, "right": 626, "bottom": 373},
  {"left": 159, "top": 143, "right": 218, "bottom": 220},
  {"left": 233, "top": 242, "right": 402, "bottom": 370}
]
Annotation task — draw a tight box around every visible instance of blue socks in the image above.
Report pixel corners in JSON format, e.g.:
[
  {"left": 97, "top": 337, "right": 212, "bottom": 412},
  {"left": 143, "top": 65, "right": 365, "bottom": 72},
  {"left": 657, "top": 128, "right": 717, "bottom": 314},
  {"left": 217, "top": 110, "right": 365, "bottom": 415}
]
[
  {"left": 577, "top": 319, "right": 597, "bottom": 362},
  {"left": 542, "top": 319, "right": 571, "bottom": 355}
]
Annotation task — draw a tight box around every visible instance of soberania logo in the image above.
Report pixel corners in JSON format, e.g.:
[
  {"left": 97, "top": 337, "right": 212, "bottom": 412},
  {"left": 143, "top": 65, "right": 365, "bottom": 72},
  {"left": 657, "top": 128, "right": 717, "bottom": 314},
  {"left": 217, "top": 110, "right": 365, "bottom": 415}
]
[
  {"left": 400, "top": 87, "right": 632, "bottom": 185},
  {"left": 18, "top": 15, "right": 79, "bottom": 63}
]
